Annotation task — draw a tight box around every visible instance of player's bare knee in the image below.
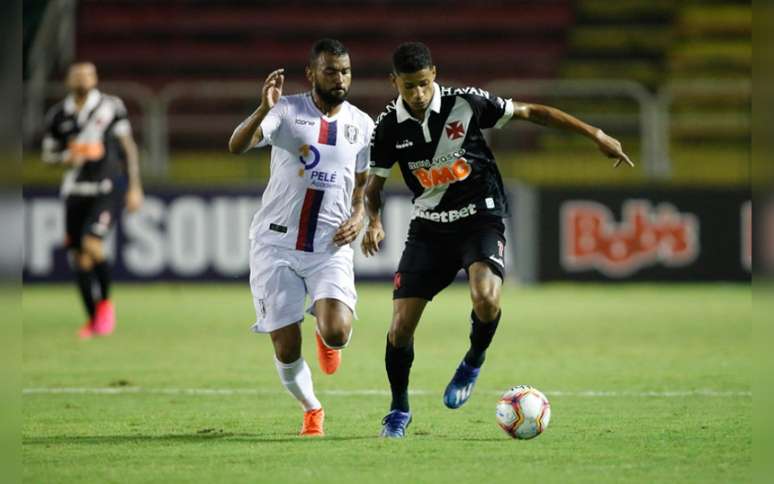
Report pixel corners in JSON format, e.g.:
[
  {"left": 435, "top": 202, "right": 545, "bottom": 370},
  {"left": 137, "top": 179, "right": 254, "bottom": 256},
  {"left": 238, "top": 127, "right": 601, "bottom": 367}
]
[
  {"left": 81, "top": 236, "right": 104, "bottom": 262},
  {"left": 319, "top": 324, "right": 350, "bottom": 349},
  {"left": 472, "top": 291, "right": 500, "bottom": 322},
  {"left": 75, "top": 251, "right": 94, "bottom": 271},
  {"left": 274, "top": 343, "right": 301, "bottom": 364}
]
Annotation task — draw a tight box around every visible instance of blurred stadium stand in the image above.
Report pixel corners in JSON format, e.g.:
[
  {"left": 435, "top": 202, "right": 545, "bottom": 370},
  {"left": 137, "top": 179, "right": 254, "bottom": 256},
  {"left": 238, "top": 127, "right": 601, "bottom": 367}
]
[{"left": 23, "top": 0, "right": 750, "bottom": 186}]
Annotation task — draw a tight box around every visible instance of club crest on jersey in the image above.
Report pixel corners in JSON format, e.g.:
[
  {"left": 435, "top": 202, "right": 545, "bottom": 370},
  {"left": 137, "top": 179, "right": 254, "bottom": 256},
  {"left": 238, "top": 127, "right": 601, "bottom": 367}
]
[
  {"left": 445, "top": 120, "right": 465, "bottom": 140},
  {"left": 412, "top": 157, "right": 472, "bottom": 189},
  {"left": 298, "top": 144, "right": 321, "bottom": 170},
  {"left": 344, "top": 124, "right": 358, "bottom": 144}
]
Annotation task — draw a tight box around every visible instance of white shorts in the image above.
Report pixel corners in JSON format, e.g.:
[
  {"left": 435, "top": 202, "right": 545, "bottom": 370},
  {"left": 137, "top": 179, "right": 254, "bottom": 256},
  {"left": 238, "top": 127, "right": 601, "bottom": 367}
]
[{"left": 248, "top": 240, "right": 357, "bottom": 333}]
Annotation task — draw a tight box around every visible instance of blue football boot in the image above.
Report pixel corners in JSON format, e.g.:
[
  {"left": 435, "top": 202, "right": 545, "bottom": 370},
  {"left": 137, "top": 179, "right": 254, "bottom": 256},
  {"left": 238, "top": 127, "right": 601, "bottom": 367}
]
[
  {"left": 443, "top": 360, "right": 481, "bottom": 409},
  {"left": 380, "top": 409, "right": 412, "bottom": 438}
]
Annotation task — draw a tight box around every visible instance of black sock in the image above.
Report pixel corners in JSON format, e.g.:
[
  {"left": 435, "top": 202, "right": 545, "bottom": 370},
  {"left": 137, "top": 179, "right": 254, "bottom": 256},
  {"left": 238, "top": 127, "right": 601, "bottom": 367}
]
[
  {"left": 463, "top": 310, "right": 501, "bottom": 368},
  {"left": 76, "top": 270, "right": 96, "bottom": 318},
  {"left": 93, "top": 260, "right": 111, "bottom": 301},
  {"left": 385, "top": 336, "right": 414, "bottom": 412}
]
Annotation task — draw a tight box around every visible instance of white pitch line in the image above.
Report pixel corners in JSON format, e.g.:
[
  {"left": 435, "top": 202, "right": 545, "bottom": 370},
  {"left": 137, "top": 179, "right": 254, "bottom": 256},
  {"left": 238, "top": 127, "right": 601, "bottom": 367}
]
[{"left": 21, "top": 387, "right": 752, "bottom": 398}]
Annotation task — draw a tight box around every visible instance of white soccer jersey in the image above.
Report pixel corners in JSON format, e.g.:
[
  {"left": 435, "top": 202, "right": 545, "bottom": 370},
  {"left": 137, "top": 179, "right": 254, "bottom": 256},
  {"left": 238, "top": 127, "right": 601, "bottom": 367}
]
[{"left": 248, "top": 93, "right": 374, "bottom": 253}]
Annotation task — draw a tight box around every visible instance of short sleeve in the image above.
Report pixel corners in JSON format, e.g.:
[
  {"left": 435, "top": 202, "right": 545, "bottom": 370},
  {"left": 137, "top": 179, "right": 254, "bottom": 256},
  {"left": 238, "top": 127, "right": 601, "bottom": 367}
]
[
  {"left": 252, "top": 97, "right": 287, "bottom": 149},
  {"left": 110, "top": 97, "right": 132, "bottom": 137},
  {"left": 368, "top": 120, "right": 394, "bottom": 178},
  {"left": 41, "top": 106, "right": 64, "bottom": 163},
  {"left": 355, "top": 117, "right": 375, "bottom": 173},
  {"left": 463, "top": 87, "right": 514, "bottom": 130}
]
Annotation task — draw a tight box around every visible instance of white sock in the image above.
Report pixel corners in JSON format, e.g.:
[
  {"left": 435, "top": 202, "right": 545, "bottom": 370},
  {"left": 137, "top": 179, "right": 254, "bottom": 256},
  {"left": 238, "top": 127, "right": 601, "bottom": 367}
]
[{"left": 274, "top": 356, "right": 322, "bottom": 411}]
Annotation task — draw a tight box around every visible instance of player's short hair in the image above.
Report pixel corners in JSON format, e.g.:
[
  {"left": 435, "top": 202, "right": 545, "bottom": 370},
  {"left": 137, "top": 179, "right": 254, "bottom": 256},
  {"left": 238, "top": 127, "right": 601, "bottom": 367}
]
[
  {"left": 309, "top": 38, "right": 349, "bottom": 66},
  {"left": 392, "top": 42, "right": 433, "bottom": 74}
]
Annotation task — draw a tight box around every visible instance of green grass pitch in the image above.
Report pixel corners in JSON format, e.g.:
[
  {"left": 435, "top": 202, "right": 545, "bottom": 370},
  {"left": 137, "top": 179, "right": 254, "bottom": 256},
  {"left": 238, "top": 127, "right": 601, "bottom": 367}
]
[{"left": 23, "top": 282, "right": 751, "bottom": 483}]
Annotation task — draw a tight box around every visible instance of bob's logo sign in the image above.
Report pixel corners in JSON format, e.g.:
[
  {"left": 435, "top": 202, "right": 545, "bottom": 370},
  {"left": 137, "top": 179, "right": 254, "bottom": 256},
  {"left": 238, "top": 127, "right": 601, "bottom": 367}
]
[{"left": 561, "top": 200, "right": 700, "bottom": 277}]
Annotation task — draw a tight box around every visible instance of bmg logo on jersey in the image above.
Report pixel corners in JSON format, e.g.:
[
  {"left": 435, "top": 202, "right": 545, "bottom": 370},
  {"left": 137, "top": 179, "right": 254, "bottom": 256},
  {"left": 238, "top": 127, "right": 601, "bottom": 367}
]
[
  {"left": 412, "top": 157, "right": 472, "bottom": 189},
  {"left": 561, "top": 200, "right": 700, "bottom": 277},
  {"left": 298, "top": 144, "right": 321, "bottom": 170}
]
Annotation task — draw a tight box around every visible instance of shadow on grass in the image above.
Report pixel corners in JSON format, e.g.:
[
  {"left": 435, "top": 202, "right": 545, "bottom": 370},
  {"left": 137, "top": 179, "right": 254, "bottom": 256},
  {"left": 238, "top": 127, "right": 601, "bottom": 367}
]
[{"left": 23, "top": 433, "right": 380, "bottom": 445}]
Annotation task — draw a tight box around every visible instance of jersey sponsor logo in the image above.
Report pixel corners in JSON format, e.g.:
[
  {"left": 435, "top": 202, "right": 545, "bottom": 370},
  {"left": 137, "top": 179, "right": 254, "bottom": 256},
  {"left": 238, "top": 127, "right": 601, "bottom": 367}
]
[
  {"left": 445, "top": 120, "right": 465, "bottom": 140},
  {"left": 317, "top": 118, "right": 337, "bottom": 146},
  {"left": 309, "top": 170, "right": 338, "bottom": 189},
  {"left": 298, "top": 144, "right": 322, "bottom": 170},
  {"left": 344, "top": 124, "right": 358, "bottom": 144},
  {"left": 412, "top": 203, "right": 478, "bottom": 223},
  {"left": 412, "top": 157, "right": 472, "bottom": 189},
  {"left": 295, "top": 118, "right": 316, "bottom": 126},
  {"left": 561, "top": 200, "right": 699, "bottom": 277},
  {"left": 68, "top": 141, "right": 105, "bottom": 160},
  {"left": 396, "top": 139, "right": 414, "bottom": 149}
]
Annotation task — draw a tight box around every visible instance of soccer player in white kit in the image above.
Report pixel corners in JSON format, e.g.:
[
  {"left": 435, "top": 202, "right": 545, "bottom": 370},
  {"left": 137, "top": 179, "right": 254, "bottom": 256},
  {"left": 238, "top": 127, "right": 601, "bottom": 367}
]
[{"left": 228, "top": 39, "right": 373, "bottom": 436}]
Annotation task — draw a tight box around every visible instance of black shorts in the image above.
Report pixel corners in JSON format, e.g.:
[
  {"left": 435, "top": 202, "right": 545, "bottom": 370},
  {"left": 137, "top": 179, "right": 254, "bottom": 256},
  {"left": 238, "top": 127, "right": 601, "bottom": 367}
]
[
  {"left": 393, "top": 216, "right": 507, "bottom": 301},
  {"left": 64, "top": 190, "right": 123, "bottom": 249}
]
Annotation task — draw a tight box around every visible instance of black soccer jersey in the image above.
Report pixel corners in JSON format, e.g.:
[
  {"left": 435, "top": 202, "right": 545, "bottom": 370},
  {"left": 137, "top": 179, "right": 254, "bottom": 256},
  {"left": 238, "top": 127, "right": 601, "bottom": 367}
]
[
  {"left": 370, "top": 83, "right": 514, "bottom": 227},
  {"left": 42, "top": 89, "right": 132, "bottom": 198}
]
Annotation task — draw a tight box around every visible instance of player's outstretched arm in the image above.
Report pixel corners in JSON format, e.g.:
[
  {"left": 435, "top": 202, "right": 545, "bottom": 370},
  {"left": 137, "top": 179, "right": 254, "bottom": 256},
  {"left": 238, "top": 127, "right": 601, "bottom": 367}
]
[
  {"left": 334, "top": 171, "right": 368, "bottom": 247},
  {"left": 228, "top": 68, "right": 284, "bottom": 154},
  {"left": 118, "top": 133, "right": 144, "bottom": 213},
  {"left": 361, "top": 174, "right": 387, "bottom": 257},
  {"left": 512, "top": 102, "right": 634, "bottom": 168}
]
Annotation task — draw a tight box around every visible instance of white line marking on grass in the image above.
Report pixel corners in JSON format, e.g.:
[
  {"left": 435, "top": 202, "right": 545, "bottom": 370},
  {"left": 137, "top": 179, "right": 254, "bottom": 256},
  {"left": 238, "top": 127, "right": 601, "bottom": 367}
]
[{"left": 22, "top": 387, "right": 751, "bottom": 398}]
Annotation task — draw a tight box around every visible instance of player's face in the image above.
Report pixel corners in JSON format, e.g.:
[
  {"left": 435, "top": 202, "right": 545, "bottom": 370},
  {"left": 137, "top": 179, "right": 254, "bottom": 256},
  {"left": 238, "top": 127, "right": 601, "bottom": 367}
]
[
  {"left": 392, "top": 67, "right": 436, "bottom": 117},
  {"left": 66, "top": 63, "right": 98, "bottom": 97},
  {"left": 308, "top": 53, "right": 352, "bottom": 106}
]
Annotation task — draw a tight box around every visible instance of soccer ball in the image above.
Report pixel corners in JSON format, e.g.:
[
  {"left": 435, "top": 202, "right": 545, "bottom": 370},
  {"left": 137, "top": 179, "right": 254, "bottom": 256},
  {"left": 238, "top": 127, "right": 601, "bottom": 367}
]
[{"left": 495, "top": 385, "right": 551, "bottom": 439}]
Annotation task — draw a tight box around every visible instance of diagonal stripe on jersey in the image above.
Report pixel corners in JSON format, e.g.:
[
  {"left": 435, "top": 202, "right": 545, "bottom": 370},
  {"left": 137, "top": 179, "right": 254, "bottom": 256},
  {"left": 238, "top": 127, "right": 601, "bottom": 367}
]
[{"left": 414, "top": 97, "right": 474, "bottom": 210}]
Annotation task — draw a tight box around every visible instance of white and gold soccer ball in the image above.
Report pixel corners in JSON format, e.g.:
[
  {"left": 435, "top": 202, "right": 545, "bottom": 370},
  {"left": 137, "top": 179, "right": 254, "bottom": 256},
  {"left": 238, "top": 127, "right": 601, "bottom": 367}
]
[{"left": 495, "top": 385, "right": 551, "bottom": 439}]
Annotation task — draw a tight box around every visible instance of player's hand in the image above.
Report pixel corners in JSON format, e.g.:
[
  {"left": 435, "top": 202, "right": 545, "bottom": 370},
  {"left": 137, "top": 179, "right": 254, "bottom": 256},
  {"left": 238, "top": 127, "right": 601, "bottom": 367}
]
[
  {"left": 125, "top": 187, "right": 144, "bottom": 213},
  {"left": 260, "top": 68, "right": 284, "bottom": 111},
  {"left": 595, "top": 130, "right": 634, "bottom": 168},
  {"left": 361, "top": 221, "right": 385, "bottom": 257},
  {"left": 334, "top": 212, "right": 364, "bottom": 247}
]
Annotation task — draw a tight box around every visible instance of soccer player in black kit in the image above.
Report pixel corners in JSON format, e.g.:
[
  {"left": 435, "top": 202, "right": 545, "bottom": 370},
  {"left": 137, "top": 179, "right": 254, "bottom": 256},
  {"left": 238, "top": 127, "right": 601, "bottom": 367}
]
[
  {"left": 42, "top": 62, "right": 144, "bottom": 339},
  {"left": 362, "top": 43, "right": 633, "bottom": 437}
]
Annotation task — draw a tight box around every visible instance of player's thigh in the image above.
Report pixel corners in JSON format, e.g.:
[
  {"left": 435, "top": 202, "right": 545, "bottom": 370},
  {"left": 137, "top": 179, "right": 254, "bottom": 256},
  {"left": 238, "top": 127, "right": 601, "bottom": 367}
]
[
  {"left": 304, "top": 247, "right": 357, "bottom": 323},
  {"left": 394, "top": 237, "right": 460, "bottom": 301},
  {"left": 249, "top": 242, "right": 307, "bottom": 334}
]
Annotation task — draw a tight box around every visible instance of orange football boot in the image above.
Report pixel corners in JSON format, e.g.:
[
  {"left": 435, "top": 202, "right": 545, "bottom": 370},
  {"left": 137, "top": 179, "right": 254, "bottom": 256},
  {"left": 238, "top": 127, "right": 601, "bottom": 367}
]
[
  {"left": 315, "top": 332, "right": 341, "bottom": 375},
  {"left": 300, "top": 408, "right": 325, "bottom": 437}
]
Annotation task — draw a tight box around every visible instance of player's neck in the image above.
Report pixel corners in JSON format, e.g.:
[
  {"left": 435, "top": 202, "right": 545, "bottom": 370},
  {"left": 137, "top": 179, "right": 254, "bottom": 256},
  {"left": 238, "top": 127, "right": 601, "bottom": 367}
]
[
  {"left": 311, "top": 90, "right": 342, "bottom": 117},
  {"left": 72, "top": 89, "right": 93, "bottom": 111},
  {"left": 407, "top": 103, "right": 427, "bottom": 120}
]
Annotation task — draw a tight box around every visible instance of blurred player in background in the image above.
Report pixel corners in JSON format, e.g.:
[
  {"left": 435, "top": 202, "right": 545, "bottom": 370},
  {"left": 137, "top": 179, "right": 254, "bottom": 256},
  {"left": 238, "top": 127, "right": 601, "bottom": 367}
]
[
  {"left": 42, "top": 62, "right": 144, "bottom": 339},
  {"left": 363, "top": 42, "right": 633, "bottom": 437},
  {"left": 229, "top": 39, "right": 373, "bottom": 436}
]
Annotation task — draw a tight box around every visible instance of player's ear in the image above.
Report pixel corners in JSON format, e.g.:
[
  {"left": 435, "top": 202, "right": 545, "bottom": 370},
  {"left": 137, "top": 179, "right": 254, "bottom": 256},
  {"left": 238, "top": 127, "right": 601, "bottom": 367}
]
[
  {"left": 389, "top": 72, "right": 397, "bottom": 91},
  {"left": 305, "top": 65, "right": 314, "bottom": 84}
]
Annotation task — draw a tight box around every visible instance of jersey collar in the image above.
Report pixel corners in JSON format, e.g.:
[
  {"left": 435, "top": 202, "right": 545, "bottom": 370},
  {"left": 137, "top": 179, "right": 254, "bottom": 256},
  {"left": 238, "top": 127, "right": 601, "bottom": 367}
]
[
  {"left": 395, "top": 82, "right": 441, "bottom": 124},
  {"left": 64, "top": 89, "right": 102, "bottom": 125}
]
